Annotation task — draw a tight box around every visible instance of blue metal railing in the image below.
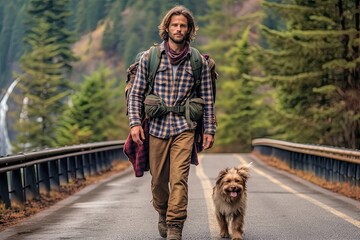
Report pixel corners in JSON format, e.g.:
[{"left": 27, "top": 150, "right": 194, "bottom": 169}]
[
  {"left": 0, "top": 141, "right": 126, "bottom": 208},
  {"left": 252, "top": 139, "right": 360, "bottom": 187}
]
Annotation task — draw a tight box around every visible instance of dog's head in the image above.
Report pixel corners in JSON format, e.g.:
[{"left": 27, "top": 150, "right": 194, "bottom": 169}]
[{"left": 215, "top": 165, "right": 250, "bottom": 200}]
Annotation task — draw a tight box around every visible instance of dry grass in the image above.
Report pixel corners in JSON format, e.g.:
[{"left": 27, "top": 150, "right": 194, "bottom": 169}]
[
  {"left": 253, "top": 152, "right": 360, "bottom": 201},
  {"left": 0, "top": 160, "right": 130, "bottom": 232}
]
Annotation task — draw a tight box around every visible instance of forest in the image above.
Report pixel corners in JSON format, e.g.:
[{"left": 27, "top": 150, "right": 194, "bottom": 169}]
[{"left": 0, "top": 0, "right": 359, "bottom": 154}]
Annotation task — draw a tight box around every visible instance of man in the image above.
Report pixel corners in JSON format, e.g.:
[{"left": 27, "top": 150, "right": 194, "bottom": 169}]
[{"left": 128, "top": 5, "right": 216, "bottom": 240}]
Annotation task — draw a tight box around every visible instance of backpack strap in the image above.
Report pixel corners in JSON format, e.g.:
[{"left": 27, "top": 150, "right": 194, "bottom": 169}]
[
  {"left": 146, "top": 45, "right": 161, "bottom": 95},
  {"left": 189, "top": 47, "right": 203, "bottom": 97}
]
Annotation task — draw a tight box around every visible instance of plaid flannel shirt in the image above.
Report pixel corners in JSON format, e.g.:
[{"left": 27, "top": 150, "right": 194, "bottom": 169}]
[{"left": 128, "top": 41, "right": 216, "bottom": 139}]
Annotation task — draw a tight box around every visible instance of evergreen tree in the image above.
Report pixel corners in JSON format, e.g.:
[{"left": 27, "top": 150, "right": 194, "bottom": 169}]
[
  {"left": 200, "top": 0, "right": 263, "bottom": 150},
  {"left": 27, "top": 0, "right": 77, "bottom": 72},
  {"left": 55, "top": 66, "right": 125, "bottom": 146},
  {"left": 217, "top": 28, "right": 270, "bottom": 151},
  {"left": 252, "top": 0, "right": 360, "bottom": 148},
  {"left": 14, "top": 0, "right": 75, "bottom": 151}
]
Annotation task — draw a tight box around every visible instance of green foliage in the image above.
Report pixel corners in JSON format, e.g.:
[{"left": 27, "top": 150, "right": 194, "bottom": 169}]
[
  {"left": 26, "top": 0, "right": 77, "bottom": 71},
  {"left": 252, "top": 0, "right": 360, "bottom": 148},
  {"left": 55, "top": 66, "right": 126, "bottom": 146},
  {"left": 13, "top": 0, "right": 76, "bottom": 152},
  {"left": 200, "top": 0, "right": 265, "bottom": 151}
]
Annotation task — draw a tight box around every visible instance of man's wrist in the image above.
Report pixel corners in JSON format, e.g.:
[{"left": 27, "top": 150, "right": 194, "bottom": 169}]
[
  {"left": 130, "top": 121, "right": 141, "bottom": 128},
  {"left": 204, "top": 130, "right": 215, "bottom": 136}
]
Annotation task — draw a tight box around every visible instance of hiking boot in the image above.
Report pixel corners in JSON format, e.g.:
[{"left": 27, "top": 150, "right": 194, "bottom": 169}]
[
  {"left": 166, "top": 224, "right": 183, "bottom": 240},
  {"left": 158, "top": 214, "right": 167, "bottom": 238}
]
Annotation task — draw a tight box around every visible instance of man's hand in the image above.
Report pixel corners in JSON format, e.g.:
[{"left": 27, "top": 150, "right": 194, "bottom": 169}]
[
  {"left": 203, "top": 134, "right": 214, "bottom": 150},
  {"left": 131, "top": 125, "right": 145, "bottom": 145}
]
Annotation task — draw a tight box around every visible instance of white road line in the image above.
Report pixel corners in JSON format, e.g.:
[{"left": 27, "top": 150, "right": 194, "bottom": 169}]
[
  {"left": 235, "top": 154, "right": 360, "bottom": 229},
  {"left": 195, "top": 154, "right": 218, "bottom": 238}
]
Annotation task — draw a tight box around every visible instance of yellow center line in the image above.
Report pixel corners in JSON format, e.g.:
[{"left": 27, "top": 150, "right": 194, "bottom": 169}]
[
  {"left": 234, "top": 154, "right": 360, "bottom": 229},
  {"left": 195, "top": 154, "right": 218, "bottom": 238}
]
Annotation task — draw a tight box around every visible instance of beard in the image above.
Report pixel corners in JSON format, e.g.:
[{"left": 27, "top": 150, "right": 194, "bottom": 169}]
[{"left": 168, "top": 33, "right": 187, "bottom": 44}]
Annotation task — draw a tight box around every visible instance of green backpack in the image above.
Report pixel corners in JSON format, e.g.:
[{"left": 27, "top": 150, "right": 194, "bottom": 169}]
[{"left": 125, "top": 45, "right": 217, "bottom": 127}]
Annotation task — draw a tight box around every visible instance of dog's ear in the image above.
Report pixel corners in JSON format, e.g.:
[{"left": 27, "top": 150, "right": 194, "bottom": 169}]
[
  {"left": 215, "top": 168, "right": 229, "bottom": 186},
  {"left": 236, "top": 166, "right": 250, "bottom": 182}
]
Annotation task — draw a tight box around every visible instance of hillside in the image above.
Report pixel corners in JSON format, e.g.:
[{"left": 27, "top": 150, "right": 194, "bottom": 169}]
[{"left": 70, "top": 0, "right": 261, "bottom": 83}]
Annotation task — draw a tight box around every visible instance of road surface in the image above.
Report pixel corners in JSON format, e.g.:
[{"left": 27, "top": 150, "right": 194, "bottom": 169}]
[{"left": 0, "top": 153, "right": 359, "bottom": 239}]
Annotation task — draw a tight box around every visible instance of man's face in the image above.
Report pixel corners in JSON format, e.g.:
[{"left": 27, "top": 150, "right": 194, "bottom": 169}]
[{"left": 167, "top": 14, "right": 189, "bottom": 44}]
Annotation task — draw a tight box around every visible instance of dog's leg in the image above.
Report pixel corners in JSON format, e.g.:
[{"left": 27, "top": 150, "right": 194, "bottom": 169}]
[
  {"left": 216, "top": 212, "right": 230, "bottom": 238},
  {"left": 231, "top": 213, "right": 244, "bottom": 240}
]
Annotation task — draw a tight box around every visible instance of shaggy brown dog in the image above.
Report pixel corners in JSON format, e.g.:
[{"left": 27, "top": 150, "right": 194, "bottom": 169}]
[{"left": 212, "top": 164, "right": 251, "bottom": 240}]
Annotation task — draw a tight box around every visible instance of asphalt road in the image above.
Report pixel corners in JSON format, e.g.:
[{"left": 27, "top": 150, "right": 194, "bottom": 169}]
[{"left": 0, "top": 153, "right": 359, "bottom": 240}]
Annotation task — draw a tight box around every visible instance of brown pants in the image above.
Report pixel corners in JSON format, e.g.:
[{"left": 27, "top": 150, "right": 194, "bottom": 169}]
[{"left": 149, "top": 131, "right": 194, "bottom": 225}]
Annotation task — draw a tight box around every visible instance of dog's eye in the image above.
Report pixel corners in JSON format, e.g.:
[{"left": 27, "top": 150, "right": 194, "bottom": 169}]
[
  {"left": 235, "top": 179, "right": 241, "bottom": 183},
  {"left": 226, "top": 179, "right": 231, "bottom": 183}
]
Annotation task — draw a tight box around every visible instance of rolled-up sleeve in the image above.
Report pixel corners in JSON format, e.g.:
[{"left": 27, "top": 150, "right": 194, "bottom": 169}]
[
  {"left": 199, "top": 57, "right": 216, "bottom": 135},
  {"left": 128, "top": 51, "right": 149, "bottom": 127}
]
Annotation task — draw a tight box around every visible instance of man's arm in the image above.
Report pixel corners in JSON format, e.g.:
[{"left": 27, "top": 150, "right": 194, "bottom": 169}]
[
  {"left": 199, "top": 56, "right": 216, "bottom": 149},
  {"left": 128, "top": 52, "right": 149, "bottom": 144}
]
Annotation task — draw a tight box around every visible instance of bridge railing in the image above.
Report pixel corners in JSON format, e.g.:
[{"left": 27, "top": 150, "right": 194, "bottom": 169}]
[
  {"left": 0, "top": 141, "right": 126, "bottom": 208},
  {"left": 252, "top": 138, "right": 360, "bottom": 187}
]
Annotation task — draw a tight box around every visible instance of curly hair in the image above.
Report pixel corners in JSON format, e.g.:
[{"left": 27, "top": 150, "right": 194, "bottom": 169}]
[{"left": 158, "top": 5, "right": 198, "bottom": 42}]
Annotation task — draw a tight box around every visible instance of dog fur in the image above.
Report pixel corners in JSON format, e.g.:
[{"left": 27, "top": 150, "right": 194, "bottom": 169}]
[{"left": 212, "top": 164, "right": 250, "bottom": 240}]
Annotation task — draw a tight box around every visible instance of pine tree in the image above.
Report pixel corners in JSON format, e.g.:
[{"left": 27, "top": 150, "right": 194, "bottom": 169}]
[
  {"left": 217, "top": 28, "right": 270, "bottom": 151},
  {"left": 55, "top": 66, "right": 125, "bottom": 146},
  {"left": 27, "top": 0, "right": 77, "bottom": 72},
  {"left": 200, "top": 0, "right": 263, "bottom": 150},
  {"left": 252, "top": 0, "right": 360, "bottom": 148},
  {"left": 14, "top": 0, "right": 75, "bottom": 151}
]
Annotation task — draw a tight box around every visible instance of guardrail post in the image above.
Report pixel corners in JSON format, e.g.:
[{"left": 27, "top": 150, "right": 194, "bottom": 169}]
[
  {"left": 89, "top": 153, "right": 98, "bottom": 175},
  {"left": 82, "top": 154, "right": 90, "bottom": 178},
  {"left": 347, "top": 163, "right": 356, "bottom": 186},
  {"left": 75, "top": 155, "right": 85, "bottom": 179},
  {"left": 68, "top": 156, "right": 76, "bottom": 181},
  {"left": 339, "top": 161, "right": 347, "bottom": 182},
  {"left": 49, "top": 160, "right": 60, "bottom": 191},
  {"left": 333, "top": 160, "right": 340, "bottom": 182},
  {"left": 38, "top": 162, "right": 51, "bottom": 195},
  {"left": 0, "top": 172, "right": 10, "bottom": 208},
  {"left": 95, "top": 152, "right": 101, "bottom": 174},
  {"left": 106, "top": 151, "right": 113, "bottom": 168},
  {"left": 98, "top": 152, "right": 105, "bottom": 172},
  {"left": 24, "top": 165, "right": 39, "bottom": 201},
  {"left": 102, "top": 152, "right": 108, "bottom": 170},
  {"left": 10, "top": 169, "right": 24, "bottom": 207},
  {"left": 59, "top": 158, "right": 69, "bottom": 185}
]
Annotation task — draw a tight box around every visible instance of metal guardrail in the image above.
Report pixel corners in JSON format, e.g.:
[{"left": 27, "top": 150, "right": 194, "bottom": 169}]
[
  {"left": 252, "top": 138, "right": 360, "bottom": 187},
  {"left": 0, "top": 141, "right": 126, "bottom": 208}
]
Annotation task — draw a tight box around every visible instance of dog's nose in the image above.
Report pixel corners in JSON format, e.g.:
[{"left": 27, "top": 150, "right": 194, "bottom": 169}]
[{"left": 230, "top": 186, "right": 236, "bottom": 191}]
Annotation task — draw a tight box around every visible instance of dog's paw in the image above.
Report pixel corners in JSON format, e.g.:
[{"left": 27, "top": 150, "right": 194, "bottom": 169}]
[{"left": 231, "top": 237, "right": 243, "bottom": 240}]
